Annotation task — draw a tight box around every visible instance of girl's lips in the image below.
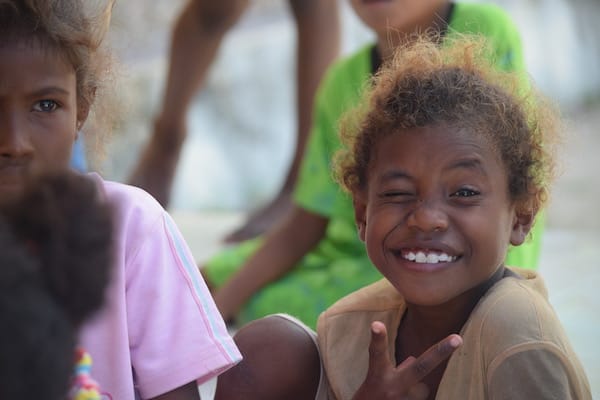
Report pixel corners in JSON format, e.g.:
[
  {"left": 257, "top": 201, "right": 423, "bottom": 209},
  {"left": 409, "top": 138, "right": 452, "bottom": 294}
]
[
  {"left": 0, "top": 164, "right": 29, "bottom": 195},
  {"left": 389, "top": 243, "right": 462, "bottom": 272},
  {"left": 0, "top": 165, "right": 25, "bottom": 181},
  {"left": 362, "top": 0, "right": 392, "bottom": 4},
  {"left": 401, "top": 249, "right": 458, "bottom": 264},
  {"left": 393, "top": 251, "right": 460, "bottom": 273}
]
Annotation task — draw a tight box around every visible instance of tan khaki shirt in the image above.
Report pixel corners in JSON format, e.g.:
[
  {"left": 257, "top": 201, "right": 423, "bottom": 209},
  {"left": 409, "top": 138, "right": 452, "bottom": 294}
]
[{"left": 316, "top": 268, "right": 591, "bottom": 399}]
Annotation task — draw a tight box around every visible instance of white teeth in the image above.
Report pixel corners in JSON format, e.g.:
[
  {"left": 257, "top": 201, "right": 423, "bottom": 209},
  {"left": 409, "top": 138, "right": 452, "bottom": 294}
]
[
  {"left": 426, "top": 253, "right": 438, "bottom": 263},
  {"left": 401, "top": 250, "right": 455, "bottom": 264}
]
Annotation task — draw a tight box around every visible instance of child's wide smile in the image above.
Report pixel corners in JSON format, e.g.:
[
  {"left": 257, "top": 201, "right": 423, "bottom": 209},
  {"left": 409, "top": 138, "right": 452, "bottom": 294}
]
[
  {"left": 388, "top": 239, "right": 464, "bottom": 277},
  {"left": 389, "top": 240, "right": 463, "bottom": 274},
  {"left": 355, "top": 124, "right": 521, "bottom": 307},
  {"left": 397, "top": 247, "right": 459, "bottom": 265}
]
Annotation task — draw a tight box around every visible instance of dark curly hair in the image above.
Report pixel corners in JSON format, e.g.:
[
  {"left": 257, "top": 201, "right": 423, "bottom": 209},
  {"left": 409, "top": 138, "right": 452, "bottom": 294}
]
[
  {"left": 335, "top": 34, "right": 561, "bottom": 215},
  {"left": 0, "top": 172, "right": 114, "bottom": 399}
]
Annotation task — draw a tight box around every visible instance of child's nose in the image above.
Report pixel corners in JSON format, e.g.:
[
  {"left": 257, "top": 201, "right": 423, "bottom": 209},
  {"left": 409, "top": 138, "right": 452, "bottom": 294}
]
[
  {"left": 406, "top": 199, "right": 449, "bottom": 233},
  {"left": 0, "top": 112, "right": 34, "bottom": 158}
]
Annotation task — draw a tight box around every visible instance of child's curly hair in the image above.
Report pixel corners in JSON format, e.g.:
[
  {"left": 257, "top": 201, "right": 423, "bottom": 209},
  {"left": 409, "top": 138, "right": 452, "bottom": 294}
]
[
  {"left": 0, "top": 172, "right": 114, "bottom": 399},
  {"left": 335, "top": 34, "right": 562, "bottom": 215}
]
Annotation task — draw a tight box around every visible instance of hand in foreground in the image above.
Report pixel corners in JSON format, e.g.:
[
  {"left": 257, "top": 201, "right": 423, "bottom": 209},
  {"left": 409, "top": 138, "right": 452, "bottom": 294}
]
[{"left": 352, "top": 321, "right": 462, "bottom": 400}]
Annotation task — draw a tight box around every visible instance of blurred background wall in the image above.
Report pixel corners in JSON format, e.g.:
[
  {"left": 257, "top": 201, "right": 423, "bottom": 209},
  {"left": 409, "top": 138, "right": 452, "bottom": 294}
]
[{"left": 101, "top": 0, "right": 600, "bottom": 213}]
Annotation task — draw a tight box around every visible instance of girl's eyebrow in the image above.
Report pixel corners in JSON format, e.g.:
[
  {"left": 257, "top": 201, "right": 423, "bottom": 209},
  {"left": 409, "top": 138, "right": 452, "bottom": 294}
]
[
  {"left": 379, "top": 169, "right": 412, "bottom": 183},
  {"left": 29, "top": 86, "right": 71, "bottom": 97},
  {"left": 445, "top": 157, "right": 488, "bottom": 175},
  {"left": 377, "top": 157, "right": 488, "bottom": 184}
]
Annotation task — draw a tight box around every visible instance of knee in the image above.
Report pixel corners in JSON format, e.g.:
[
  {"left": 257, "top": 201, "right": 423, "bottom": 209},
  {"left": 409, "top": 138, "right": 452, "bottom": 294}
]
[
  {"left": 215, "top": 314, "right": 321, "bottom": 400},
  {"left": 187, "top": 0, "right": 249, "bottom": 34}
]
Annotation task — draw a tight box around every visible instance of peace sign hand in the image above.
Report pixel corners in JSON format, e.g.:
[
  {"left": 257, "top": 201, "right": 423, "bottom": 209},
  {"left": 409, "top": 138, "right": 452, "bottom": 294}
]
[{"left": 352, "top": 321, "right": 462, "bottom": 400}]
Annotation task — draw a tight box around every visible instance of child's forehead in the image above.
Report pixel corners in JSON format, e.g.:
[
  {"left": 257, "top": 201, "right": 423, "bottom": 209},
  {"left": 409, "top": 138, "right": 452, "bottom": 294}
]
[
  {"left": 0, "top": 41, "right": 77, "bottom": 98},
  {"left": 394, "top": 123, "right": 495, "bottom": 147},
  {"left": 0, "top": 38, "right": 72, "bottom": 68},
  {"left": 373, "top": 124, "right": 503, "bottom": 166},
  {"left": 368, "top": 125, "right": 508, "bottom": 184}
]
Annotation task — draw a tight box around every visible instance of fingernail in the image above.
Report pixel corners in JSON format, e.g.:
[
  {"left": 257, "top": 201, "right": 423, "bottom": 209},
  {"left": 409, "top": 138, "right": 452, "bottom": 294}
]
[
  {"left": 371, "top": 322, "right": 382, "bottom": 334},
  {"left": 450, "top": 336, "right": 462, "bottom": 348}
]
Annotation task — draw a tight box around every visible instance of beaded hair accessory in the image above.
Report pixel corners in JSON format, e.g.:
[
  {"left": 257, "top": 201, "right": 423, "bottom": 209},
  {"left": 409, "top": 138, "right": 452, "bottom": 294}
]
[{"left": 69, "top": 348, "right": 110, "bottom": 400}]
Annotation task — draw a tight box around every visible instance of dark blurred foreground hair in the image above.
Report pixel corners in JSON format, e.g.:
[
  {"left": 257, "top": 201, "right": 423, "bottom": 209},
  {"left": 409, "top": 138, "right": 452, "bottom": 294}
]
[{"left": 0, "top": 172, "right": 114, "bottom": 399}]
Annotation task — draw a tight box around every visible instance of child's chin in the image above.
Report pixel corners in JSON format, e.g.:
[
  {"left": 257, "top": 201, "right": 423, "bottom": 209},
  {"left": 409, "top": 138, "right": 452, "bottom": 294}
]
[{"left": 399, "top": 284, "right": 456, "bottom": 307}]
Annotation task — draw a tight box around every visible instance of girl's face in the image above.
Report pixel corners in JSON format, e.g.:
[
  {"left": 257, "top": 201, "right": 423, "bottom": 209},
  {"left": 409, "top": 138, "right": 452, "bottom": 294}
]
[
  {"left": 355, "top": 124, "right": 529, "bottom": 306},
  {"left": 349, "top": 0, "right": 449, "bottom": 39},
  {"left": 0, "top": 43, "right": 77, "bottom": 201}
]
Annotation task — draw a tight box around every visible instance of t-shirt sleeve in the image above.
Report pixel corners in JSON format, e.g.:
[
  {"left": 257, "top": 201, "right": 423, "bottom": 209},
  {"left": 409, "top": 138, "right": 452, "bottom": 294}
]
[
  {"left": 487, "top": 345, "right": 591, "bottom": 400},
  {"left": 125, "top": 211, "right": 241, "bottom": 399},
  {"left": 488, "top": 7, "right": 525, "bottom": 73},
  {"left": 449, "top": 3, "right": 526, "bottom": 74}
]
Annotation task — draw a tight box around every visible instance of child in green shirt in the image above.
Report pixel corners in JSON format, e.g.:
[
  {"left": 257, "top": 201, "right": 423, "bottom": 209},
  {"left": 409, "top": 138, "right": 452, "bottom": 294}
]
[{"left": 203, "top": 1, "right": 543, "bottom": 330}]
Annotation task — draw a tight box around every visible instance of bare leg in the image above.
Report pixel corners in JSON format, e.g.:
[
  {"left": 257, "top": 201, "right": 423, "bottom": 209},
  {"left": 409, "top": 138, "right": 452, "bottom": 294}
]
[
  {"left": 128, "top": 0, "right": 249, "bottom": 207},
  {"left": 222, "top": 0, "right": 340, "bottom": 243},
  {"left": 214, "top": 315, "right": 321, "bottom": 400}
]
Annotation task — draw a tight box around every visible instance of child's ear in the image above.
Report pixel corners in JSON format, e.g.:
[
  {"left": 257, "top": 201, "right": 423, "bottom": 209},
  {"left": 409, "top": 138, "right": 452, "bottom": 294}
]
[
  {"left": 353, "top": 193, "right": 367, "bottom": 242},
  {"left": 509, "top": 208, "right": 536, "bottom": 246},
  {"left": 76, "top": 104, "right": 90, "bottom": 132},
  {"left": 76, "top": 87, "right": 96, "bottom": 132}
]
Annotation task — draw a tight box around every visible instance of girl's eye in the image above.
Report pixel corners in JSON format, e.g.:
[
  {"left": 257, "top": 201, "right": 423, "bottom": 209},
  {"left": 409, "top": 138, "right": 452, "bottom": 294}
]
[
  {"left": 379, "top": 190, "right": 415, "bottom": 201},
  {"left": 382, "top": 190, "right": 412, "bottom": 198},
  {"left": 453, "top": 188, "right": 480, "bottom": 197},
  {"left": 33, "top": 100, "right": 58, "bottom": 112}
]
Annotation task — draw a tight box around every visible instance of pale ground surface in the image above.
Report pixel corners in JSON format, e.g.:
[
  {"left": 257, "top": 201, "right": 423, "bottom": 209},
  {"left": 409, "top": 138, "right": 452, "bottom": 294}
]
[{"left": 172, "top": 105, "right": 600, "bottom": 398}]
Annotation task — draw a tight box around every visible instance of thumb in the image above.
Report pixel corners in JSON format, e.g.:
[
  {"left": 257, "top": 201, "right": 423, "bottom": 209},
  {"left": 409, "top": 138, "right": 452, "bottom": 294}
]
[{"left": 366, "top": 321, "right": 393, "bottom": 373}]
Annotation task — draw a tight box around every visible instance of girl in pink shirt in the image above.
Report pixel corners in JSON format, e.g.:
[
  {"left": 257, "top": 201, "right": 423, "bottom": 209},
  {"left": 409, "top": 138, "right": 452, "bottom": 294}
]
[{"left": 0, "top": 1, "right": 241, "bottom": 398}]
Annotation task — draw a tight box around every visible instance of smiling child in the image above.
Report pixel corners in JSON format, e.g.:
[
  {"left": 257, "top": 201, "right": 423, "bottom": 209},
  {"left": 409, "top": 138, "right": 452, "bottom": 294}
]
[
  {"left": 314, "top": 35, "right": 592, "bottom": 400},
  {"left": 202, "top": 0, "right": 547, "bottom": 331}
]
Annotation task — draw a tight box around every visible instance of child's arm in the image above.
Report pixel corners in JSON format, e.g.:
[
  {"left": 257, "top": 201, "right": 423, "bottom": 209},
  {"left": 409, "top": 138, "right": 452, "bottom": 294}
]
[
  {"left": 213, "top": 205, "right": 328, "bottom": 321},
  {"left": 221, "top": 0, "right": 339, "bottom": 244},
  {"left": 149, "top": 381, "right": 200, "bottom": 400},
  {"left": 352, "top": 322, "right": 462, "bottom": 400},
  {"left": 285, "top": 0, "right": 339, "bottom": 185}
]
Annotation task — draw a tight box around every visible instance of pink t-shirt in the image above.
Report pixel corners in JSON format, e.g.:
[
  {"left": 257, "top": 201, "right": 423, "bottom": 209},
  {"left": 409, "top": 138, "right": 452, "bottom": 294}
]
[{"left": 79, "top": 174, "right": 241, "bottom": 399}]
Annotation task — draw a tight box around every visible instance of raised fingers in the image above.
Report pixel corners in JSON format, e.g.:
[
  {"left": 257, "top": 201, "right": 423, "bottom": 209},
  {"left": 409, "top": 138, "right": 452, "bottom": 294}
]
[
  {"left": 401, "top": 334, "right": 462, "bottom": 383},
  {"left": 366, "top": 321, "right": 394, "bottom": 373}
]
